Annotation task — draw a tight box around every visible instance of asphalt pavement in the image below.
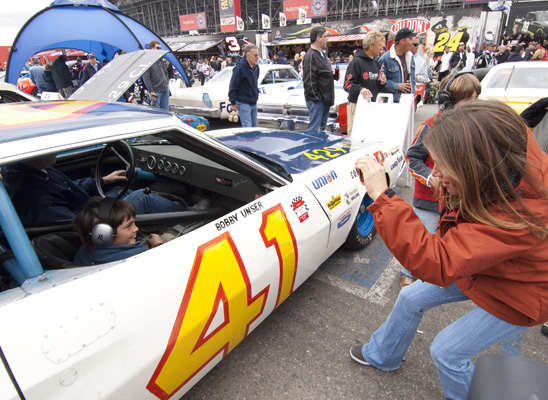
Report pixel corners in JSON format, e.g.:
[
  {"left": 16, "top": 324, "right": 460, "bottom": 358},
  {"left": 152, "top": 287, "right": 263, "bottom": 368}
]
[{"left": 182, "top": 104, "right": 548, "bottom": 400}]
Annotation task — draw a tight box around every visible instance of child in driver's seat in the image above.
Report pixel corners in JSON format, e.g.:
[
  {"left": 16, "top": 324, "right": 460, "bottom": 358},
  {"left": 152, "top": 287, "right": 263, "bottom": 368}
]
[{"left": 73, "top": 196, "right": 165, "bottom": 265}]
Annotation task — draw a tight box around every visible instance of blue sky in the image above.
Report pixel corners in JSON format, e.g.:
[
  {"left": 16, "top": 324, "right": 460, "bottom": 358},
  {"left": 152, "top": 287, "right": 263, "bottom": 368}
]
[{"left": 1, "top": 0, "right": 52, "bottom": 46}]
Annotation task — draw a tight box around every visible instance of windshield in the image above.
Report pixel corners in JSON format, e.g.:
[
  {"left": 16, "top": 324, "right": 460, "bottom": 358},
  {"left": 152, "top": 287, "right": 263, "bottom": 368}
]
[
  {"left": 484, "top": 66, "right": 548, "bottom": 89},
  {"left": 209, "top": 68, "right": 233, "bottom": 84}
]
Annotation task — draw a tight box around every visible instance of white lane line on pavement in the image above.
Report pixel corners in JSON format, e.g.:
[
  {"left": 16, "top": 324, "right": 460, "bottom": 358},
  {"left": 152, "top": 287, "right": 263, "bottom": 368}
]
[{"left": 314, "top": 257, "right": 401, "bottom": 306}]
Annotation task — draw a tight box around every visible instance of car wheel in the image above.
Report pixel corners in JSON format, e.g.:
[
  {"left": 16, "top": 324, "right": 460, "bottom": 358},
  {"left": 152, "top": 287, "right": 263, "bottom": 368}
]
[
  {"left": 343, "top": 193, "right": 376, "bottom": 250},
  {"left": 31, "top": 87, "right": 38, "bottom": 97}
]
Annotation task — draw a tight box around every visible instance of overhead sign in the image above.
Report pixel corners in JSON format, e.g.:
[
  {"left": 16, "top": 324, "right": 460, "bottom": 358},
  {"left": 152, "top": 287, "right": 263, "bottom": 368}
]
[
  {"left": 179, "top": 13, "right": 207, "bottom": 31},
  {"left": 220, "top": 0, "right": 242, "bottom": 32},
  {"left": 283, "top": 0, "right": 327, "bottom": 19},
  {"left": 391, "top": 18, "right": 431, "bottom": 34}
]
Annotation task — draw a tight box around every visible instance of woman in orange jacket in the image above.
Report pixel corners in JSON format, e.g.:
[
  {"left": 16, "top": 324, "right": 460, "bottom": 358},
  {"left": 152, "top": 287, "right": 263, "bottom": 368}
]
[{"left": 351, "top": 100, "right": 548, "bottom": 400}]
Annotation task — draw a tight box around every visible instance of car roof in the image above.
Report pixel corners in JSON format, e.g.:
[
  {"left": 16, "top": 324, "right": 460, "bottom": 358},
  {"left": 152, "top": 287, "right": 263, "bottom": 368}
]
[
  {"left": 487, "top": 61, "right": 548, "bottom": 71},
  {"left": 0, "top": 101, "right": 181, "bottom": 165}
]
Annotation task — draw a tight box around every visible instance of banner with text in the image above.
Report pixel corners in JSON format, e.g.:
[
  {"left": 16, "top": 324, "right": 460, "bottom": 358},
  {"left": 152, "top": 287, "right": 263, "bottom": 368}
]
[
  {"left": 179, "top": 13, "right": 207, "bottom": 31},
  {"left": 220, "top": 0, "right": 242, "bottom": 32},
  {"left": 284, "top": 0, "right": 327, "bottom": 19}
]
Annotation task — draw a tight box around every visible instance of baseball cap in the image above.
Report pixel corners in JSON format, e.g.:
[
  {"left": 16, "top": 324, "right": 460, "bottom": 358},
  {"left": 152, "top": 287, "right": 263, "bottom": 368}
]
[
  {"left": 395, "top": 27, "right": 417, "bottom": 43},
  {"left": 88, "top": 53, "right": 96, "bottom": 59},
  {"left": 459, "top": 42, "right": 465, "bottom": 46}
]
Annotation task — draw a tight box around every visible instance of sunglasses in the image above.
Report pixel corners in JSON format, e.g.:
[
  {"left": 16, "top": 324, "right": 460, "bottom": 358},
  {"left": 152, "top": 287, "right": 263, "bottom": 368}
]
[
  {"left": 412, "top": 43, "right": 420, "bottom": 47},
  {"left": 155, "top": 47, "right": 161, "bottom": 50}
]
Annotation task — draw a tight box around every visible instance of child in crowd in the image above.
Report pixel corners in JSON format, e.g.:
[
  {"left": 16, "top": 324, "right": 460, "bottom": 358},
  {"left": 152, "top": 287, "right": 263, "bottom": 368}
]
[{"left": 73, "top": 196, "right": 166, "bottom": 265}]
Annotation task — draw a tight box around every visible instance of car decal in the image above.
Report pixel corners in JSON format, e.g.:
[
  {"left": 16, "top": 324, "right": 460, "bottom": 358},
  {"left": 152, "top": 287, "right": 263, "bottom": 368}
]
[
  {"left": 147, "top": 204, "right": 298, "bottom": 400},
  {"left": 326, "top": 194, "right": 341, "bottom": 210},
  {"left": 0, "top": 101, "right": 106, "bottom": 130},
  {"left": 311, "top": 170, "right": 338, "bottom": 190},
  {"left": 290, "top": 196, "right": 310, "bottom": 223}
]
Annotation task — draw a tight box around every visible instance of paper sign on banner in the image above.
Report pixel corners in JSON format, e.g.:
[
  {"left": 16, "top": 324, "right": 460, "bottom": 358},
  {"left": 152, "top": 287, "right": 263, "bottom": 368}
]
[
  {"left": 262, "top": 14, "right": 271, "bottom": 30},
  {"left": 279, "top": 12, "right": 287, "bottom": 27}
]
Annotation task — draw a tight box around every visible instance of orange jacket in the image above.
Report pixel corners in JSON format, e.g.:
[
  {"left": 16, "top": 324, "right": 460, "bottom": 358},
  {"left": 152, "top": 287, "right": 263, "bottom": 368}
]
[{"left": 368, "top": 130, "right": 548, "bottom": 326}]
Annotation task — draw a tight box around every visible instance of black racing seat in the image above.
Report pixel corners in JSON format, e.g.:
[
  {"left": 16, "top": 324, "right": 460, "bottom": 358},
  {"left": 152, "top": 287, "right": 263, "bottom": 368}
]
[{"left": 31, "top": 232, "right": 84, "bottom": 269}]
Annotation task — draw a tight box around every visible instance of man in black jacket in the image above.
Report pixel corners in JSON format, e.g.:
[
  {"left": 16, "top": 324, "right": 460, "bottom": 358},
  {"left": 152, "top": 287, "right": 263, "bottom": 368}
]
[
  {"left": 343, "top": 31, "right": 386, "bottom": 135},
  {"left": 80, "top": 53, "right": 102, "bottom": 85},
  {"left": 51, "top": 54, "right": 74, "bottom": 98},
  {"left": 303, "top": 26, "right": 335, "bottom": 132}
]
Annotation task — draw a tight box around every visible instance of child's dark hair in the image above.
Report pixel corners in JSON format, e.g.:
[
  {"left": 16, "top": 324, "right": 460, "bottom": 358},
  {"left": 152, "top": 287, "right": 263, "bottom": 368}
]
[{"left": 74, "top": 196, "right": 136, "bottom": 250}]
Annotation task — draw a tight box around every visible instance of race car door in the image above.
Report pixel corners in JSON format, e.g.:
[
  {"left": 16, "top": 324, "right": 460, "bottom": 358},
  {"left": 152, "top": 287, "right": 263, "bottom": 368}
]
[{"left": 0, "top": 184, "right": 330, "bottom": 400}]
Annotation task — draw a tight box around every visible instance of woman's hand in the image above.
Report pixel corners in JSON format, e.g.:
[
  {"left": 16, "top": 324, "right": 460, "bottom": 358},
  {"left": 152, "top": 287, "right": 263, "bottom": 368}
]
[
  {"left": 354, "top": 155, "right": 388, "bottom": 201},
  {"left": 103, "top": 170, "right": 127, "bottom": 185}
]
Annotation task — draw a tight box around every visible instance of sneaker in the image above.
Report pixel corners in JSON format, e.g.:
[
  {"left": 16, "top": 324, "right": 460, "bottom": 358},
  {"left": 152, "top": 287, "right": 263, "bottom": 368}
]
[
  {"left": 542, "top": 322, "right": 548, "bottom": 337},
  {"left": 350, "top": 345, "right": 370, "bottom": 366}
]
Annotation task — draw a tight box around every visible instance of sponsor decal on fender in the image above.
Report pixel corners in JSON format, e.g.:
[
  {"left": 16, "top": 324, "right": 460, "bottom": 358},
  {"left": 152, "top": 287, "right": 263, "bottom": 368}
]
[
  {"left": 337, "top": 208, "right": 352, "bottom": 229},
  {"left": 326, "top": 194, "right": 341, "bottom": 210},
  {"left": 291, "top": 196, "right": 310, "bottom": 223},
  {"left": 344, "top": 187, "right": 360, "bottom": 205},
  {"left": 311, "top": 170, "right": 337, "bottom": 190}
]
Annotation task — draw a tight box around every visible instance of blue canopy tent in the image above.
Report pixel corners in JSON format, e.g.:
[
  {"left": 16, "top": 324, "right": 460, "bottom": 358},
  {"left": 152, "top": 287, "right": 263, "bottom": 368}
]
[{"left": 5, "top": 0, "right": 188, "bottom": 85}]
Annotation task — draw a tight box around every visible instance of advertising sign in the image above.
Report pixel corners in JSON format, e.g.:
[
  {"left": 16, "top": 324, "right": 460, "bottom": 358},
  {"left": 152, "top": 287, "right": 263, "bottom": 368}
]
[
  {"left": 179, "top": 13, "right": 207, "bottom": 31},
  {"left": 391, "top": 18, "right": 432, "bottom": 35},
  {"left": 220, "top": 0, "right": 242, "bottom": 32},
  {"left": 283, "top": 0, "right": 327, "bottom": 19}
]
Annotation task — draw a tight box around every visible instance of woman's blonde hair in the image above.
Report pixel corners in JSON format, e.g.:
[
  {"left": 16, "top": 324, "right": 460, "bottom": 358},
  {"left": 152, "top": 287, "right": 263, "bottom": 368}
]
[{"left": 423, "top": 99, "right": 548, "bottom": 238}]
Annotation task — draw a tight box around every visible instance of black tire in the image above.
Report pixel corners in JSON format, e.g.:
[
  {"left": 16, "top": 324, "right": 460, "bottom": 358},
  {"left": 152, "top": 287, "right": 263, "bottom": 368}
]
[
  {"left": 343, "top": 193, "right": 376, "bottom": 250},
  {"left": 31, "top": 87, "right": 38, "bottom": 97}
]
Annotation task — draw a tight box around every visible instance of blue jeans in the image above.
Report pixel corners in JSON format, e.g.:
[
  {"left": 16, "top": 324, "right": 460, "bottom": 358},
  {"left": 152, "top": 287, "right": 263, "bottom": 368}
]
[
  {"left": 151, "top": 89, "right": 170, "bottom": 111},
  {"left": 401, "top": 206, "right": 439, "bottom": 278},
  {"left": 236, "top": 102, "right": 257, "bottom": 127},
  {"left": 360, "top": 281, "right": 529, "bottom": 400},
  {"left": 306, "top": 100, "right": 330, "bottom": 132},
  {"left": 107, "top": 188, "right": 185, "bottom": 214}
]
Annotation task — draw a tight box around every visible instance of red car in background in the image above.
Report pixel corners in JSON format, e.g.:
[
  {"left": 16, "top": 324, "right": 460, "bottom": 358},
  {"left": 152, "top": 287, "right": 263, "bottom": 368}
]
[{"left": 17, "top": 72, "right": 38, "bottom": 97}]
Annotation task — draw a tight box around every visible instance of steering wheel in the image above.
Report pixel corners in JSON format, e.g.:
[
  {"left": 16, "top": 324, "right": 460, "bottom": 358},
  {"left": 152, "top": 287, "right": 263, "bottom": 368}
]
[{"left": 95, "top": 140, "right": 136, "bottom": 198}]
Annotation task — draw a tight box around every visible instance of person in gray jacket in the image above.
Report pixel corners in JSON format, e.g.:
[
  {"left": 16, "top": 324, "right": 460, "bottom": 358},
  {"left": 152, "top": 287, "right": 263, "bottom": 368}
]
[{"left": 142, "top": 40, "right": 170, "bottom": 111}]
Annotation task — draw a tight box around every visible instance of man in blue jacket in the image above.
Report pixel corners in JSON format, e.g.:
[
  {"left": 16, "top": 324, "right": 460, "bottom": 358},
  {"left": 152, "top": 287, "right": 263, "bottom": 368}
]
[
  {"left": 228, "top": 44, "right": 260, "bottom": 127},
  {"left": 379, "top": 27, "right": 416, "bottom": 103}
]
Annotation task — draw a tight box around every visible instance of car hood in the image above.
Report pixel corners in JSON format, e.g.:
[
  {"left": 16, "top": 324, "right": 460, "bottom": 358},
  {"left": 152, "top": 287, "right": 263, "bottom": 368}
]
[
  {"left": 70, "top": 50, "right": 169, "bottom": 102},
  {"left": 211, "top": 129, "right": 377, "bottom": 175}
]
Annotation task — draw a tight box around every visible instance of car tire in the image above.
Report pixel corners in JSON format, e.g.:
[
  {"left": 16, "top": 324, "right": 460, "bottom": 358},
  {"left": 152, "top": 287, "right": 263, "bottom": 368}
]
[
  {"left": 31, "top": 87, "right": 38, "bottom": 97},
  {"left": 343, "top": 193, "right": 376, "bottom": 250}
]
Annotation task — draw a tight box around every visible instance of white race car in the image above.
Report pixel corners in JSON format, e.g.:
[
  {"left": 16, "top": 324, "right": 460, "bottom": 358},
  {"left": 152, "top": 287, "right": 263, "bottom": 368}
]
[
  {"left": 169, "top": 64, "right": 301, "bottom": 119},
  {"left": 0, "top": 82, "right": 404, "bottom": 400}
]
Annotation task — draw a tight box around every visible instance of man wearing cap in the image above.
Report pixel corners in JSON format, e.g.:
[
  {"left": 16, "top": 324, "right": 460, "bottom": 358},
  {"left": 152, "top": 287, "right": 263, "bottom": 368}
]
[
  {"left": 437, "top": 45, "right": 452, "bottom": 81},
  {"left": 476, "top": 43, "right": 495, "bottom": 68},
  {"left": 378, "top": 27, "right": 416, "bottom": 103},
  {"left": 80, "top": 53, "right": 102, "bottom": 85},
  {"left": 449, "top": 42, "right": 467, "bottom": 71}
]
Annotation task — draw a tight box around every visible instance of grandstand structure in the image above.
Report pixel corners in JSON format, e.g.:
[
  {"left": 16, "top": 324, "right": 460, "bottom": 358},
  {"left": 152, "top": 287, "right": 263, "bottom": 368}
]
[{"left": 111, "top": 0, "right": 481, "bottom": 39}]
